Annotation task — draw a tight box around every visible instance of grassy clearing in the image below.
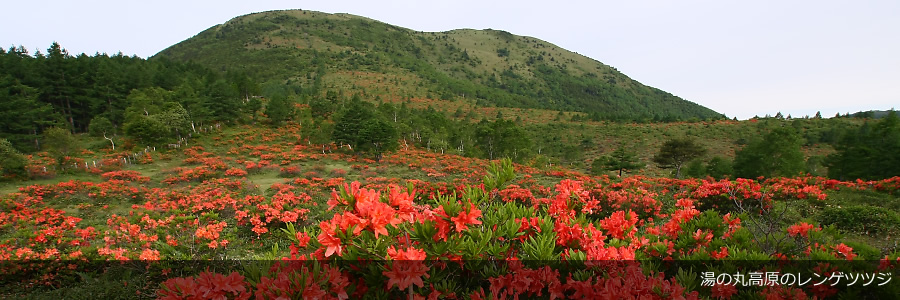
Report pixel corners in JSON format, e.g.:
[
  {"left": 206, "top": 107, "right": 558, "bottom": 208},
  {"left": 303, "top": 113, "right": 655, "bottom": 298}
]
[{"left": 246, "top": 170, "right": 285, "bottom": 193}]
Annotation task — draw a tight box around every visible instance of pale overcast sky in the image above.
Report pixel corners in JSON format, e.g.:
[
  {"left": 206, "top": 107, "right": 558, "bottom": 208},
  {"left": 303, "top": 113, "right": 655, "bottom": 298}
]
[{"left": 4, "top": 0, "right": 898, "bottom": 119}]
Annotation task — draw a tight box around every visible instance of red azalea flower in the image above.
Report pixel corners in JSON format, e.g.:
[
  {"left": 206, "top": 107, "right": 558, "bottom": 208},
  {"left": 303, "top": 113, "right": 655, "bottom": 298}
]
[
  {"left": 693, "top": 229, "right": 713, "bottom": 247},
  {"left": 710, "top": 247, "right": 729, "bottom": 259},
  {"left": 358, "top": 199, "right": 400, "bottom": 238},
  {"left": 832, "top": 243, "right": 857, "bottom": 260},
  {"left": 710, "top": 283, "right": 737, "bottom": 299},
  {"left": 295, "top": 231, "right": 311, "bottom": 248},
  {"left": 383, "top": 260, "right": 430, "bottom": 290},
  {"left": 317, "top": 220, "right": 344, "bottom": 257},
  {"left": 139, "top": 248, "right": 160, "bottom": 260},
  {"left": 786, "top": 222, "right": 817, "bottom": 238},
  {"left": 600, "top": 210, "right": 638, "bottom": 240},
  {"left": 387, "top": 245, "right": 427, "bottom": 261},
  {"left": 450, "top": 203, "right": 482, "bottom": 232}
]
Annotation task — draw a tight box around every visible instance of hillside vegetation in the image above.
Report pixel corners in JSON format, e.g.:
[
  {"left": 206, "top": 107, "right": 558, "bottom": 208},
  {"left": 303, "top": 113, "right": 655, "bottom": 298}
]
[{"left": 157, "top": 9, "right": 722, "bottom": 122}]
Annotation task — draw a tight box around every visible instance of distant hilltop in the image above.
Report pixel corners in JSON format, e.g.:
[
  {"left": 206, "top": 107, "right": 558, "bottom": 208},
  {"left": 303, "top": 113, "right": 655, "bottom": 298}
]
[
  {"left": 848, "top": 109, "right": 898, "bottom": 119},
  {"left": 155, "top": 9, "right": 724, "bottom": 122}
]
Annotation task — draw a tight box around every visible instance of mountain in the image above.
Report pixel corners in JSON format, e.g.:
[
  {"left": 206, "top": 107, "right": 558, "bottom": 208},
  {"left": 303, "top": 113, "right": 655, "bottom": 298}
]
[
  {"left": 848, "top": 109, "right": 897, "bottom": 119},
  {"left": 155, "top": 9, "right": 722, "bottom": 121}
]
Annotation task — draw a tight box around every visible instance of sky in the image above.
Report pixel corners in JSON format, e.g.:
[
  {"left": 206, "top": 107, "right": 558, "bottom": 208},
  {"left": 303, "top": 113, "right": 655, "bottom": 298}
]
[{"left": 3, "top": 0, "right": 898, "bottom": 120}]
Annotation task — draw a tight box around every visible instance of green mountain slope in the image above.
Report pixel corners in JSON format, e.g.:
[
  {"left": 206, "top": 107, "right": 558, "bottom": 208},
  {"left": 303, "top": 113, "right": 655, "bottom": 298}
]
[{"left": 156, "top": 9, "right": 722, "bottom": 121}]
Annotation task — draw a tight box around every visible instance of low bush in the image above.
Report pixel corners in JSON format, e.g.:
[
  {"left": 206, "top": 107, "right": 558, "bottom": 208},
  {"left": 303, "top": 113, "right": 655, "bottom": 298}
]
[{"left": 819, "top": 205, "right": 900, "bottom": 235}]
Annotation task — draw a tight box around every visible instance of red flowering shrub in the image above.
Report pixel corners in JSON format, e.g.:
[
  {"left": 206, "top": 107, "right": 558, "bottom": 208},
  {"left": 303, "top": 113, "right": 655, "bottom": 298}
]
[
  {"left": 24, "top": 153, "right": 57, "bottom": 179},
  {"left": 101, "top": 170, "right": 150, "bottom": 183},
  {"left": 499, "top": 184, "right": 535, "bottom": 203},
  {"left": 330, "top": 168, "right": 348, "bottom": 177},
  {"left": 2, "top": 126, "right": 897, "bottom": 298},
  {"left": 224, "top": 168, "right": 248, "bottom": 177},
  {"left": 159, "top": 271, "right": 251, "bottom": 300},
  {"left": 786, "top": 222, "right": 819, "bottom": 238},
  {"left": 279, "top": 166, "right": 302, "bottom": 177}
]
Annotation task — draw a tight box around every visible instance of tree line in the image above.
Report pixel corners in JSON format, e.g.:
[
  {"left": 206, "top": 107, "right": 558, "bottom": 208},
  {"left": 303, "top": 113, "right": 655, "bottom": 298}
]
[
  {"left": 294, "top": 93, "right": 534, "bottom": 164},
  {"left": 593, "top": 113, "right": 900, "bottom": 181},
  {"left": 0, "top": 42, "right": 257, "bottom": 152}
]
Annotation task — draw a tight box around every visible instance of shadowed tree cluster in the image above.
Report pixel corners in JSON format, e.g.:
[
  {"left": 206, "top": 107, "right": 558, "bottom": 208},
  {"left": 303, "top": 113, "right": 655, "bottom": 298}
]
[
  {"left": 826, "top": 111, "right": 900, "bottom": 180},
  {"left": 733, "top": 127, "right": 805, "bottom": 178},
  {"left": 652, "top": 137, "right": 706, "bottom": 179},
  {"left": 332, "top": 99, "right": 398, "bottom": 161}
]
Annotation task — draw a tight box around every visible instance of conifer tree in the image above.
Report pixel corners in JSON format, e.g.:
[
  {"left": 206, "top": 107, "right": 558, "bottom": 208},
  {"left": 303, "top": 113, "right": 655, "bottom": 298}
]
[
  {"left": 593, "top": 146, "right": 644, "bottom": 177},
  {"left": 652, "top": 137, "right": 706, "bottom": 179}
]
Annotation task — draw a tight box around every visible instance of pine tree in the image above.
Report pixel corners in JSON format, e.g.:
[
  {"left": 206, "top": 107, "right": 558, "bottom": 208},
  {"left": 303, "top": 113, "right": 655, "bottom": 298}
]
[
  {"left": 265, "top": 95, "right": 294, "bottom": 126},
  {"left": 359, "top": 118, "right": 398, "bottom": 162},
  {"left": 593, "top": 146, "right": 644, "bottom": 177},
  {"left": 0, "top": 75, "right": 59, "bottom": 150},
  {"left": 332, "top": 100, "right": 375, "bottom": 150},
  {"left": 652, "top": 137, "right": 706, "bottom": 179},
  {"left": 41, "top": 42, "right": 77, "bottom": 129}
]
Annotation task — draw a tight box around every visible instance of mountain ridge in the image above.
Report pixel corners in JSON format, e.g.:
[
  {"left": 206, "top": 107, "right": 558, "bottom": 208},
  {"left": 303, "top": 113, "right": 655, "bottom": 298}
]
[{"left": 155, "top": 9, "right": 723, "bottom": 121}]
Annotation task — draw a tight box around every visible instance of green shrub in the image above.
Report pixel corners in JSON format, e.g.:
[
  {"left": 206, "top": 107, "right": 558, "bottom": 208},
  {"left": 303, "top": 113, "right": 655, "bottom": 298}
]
[
  {"left": 0, "top": 138, "right": 27, "bottom": 179},
  {"left": 843, "top": 240, "right": 882, "bottom": 260},
  {"left": 826, "top": 189, "right": 900, "bottom": 212},
  {"left": 819, "top": 205, "right": 900, "bottom": 235}
]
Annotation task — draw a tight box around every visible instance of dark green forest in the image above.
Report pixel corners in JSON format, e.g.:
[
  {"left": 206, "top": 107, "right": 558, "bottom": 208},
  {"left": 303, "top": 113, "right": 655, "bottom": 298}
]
[{"left": 0, "top": 43, "right": 255, "bottom": 152}]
